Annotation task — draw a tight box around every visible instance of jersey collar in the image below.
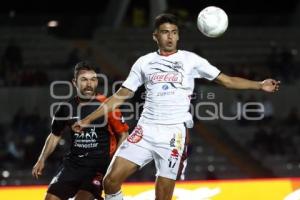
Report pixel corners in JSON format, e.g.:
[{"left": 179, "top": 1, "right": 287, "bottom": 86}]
[{"left": 157, "top": 49, "right": 178, "bottom": 57}]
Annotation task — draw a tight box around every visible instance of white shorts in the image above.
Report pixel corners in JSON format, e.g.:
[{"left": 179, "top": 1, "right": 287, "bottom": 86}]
[{"left": 114, "top": 122, "right": 187, "bottom": 180}]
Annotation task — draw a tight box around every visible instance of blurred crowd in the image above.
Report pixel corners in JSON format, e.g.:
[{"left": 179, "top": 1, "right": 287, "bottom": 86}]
[
  {"left": 266, "top": 42, "right": 299, "bottom": 84},
  {"left": 0, "top": 107, "right": 49, "bottom": 170},
  {"left": 0, "top": 39, "right": 49, "bottom": 87},
  {"left": 248, "top": 107, "right": 300, "bottom": 160}
]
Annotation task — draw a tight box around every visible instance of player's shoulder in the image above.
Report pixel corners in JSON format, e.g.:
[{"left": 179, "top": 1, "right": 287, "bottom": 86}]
[
  {"left": 181, "top": 50, "right": 209, "bottom": 65},
  {"left": 132, "top": 52, "right": 157, "bottom": 69},
  {"left": 180, "top": 50, "right": 203, "bottom": 59},
  {"left": 95, "top": 94, "right": 107, "bottom": 102},
  {"left": 53, "top": 98, "right": 75, "bottom": 115},
  {"left": 57, "top": 97, "right": 76, "bottom": 108},
  {"left": 137, "top": 52, "right": 157, "bottom": 62}
]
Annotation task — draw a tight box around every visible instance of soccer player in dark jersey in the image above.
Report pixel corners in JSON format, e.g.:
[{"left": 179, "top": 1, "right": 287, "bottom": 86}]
[{"left": 32, "top": 61, "right": 129, "bottom": 200}]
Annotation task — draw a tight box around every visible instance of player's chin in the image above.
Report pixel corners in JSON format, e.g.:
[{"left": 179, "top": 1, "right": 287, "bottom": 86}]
[
  {"left": 164, "top": 46, "right": 176, "bottom": 52},
  {"left": 82, "top": 91, "right": 95, "bottom": 98}
]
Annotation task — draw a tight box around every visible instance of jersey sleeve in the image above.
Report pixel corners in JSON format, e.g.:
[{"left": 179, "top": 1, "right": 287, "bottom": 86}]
[
  {"left": 193, "top": 53, "right": 221, "bottom": 81},
  {"left": 107, "top": 109, "right": 129, "bottom": 135},
  {"left": 51, "top": 103, "right": 70, "bottom": 136},
  {"left": 122, "top": 56, "right": 145, "bottom": 92}
]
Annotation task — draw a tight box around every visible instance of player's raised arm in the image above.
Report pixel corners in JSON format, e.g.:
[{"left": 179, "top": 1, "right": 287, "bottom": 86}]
[
  {"left": 72, "top": 87, "right": 134, "bottom": 132},
  {"left": 215, "top": 73, "right": 280, "bottom": 92}
]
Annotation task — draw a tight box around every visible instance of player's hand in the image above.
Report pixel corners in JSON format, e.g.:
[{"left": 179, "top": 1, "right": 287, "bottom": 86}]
[
  {"left": 32, "top": 160, "right": 45, "bottom": 179},
  {"left": 72, "top": 119, "right": 91, "bottom": 133},
  {"left": 260, "top": 79, "right": 280, "bottom": 92}
]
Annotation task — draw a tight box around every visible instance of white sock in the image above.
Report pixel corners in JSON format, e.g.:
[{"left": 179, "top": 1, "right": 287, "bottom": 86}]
[{"left": 105, "top": 190, "right": 123, "bottom": 200}]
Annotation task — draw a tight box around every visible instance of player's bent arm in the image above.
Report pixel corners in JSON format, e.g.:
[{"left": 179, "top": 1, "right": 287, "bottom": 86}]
[
  {"left": 83, "top": 87, "right": 134, "bottom": 124},
  {"left": 215, "top": 73, "right": 262, "bottom": 90},
  {"left": 116, "top": 131, "right": 129, "bottom": 148},
  {"left": 37, "top": 133, "right": 61, "bottom": 162}
]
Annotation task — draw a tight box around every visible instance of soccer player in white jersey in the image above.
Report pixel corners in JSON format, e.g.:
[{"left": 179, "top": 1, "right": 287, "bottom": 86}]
[{"left": 72, "top": 14, "right": 280, "bottom": 200}]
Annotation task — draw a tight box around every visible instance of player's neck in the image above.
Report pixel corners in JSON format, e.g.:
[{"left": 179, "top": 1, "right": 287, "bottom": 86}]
[
  {"left": 76, "top": 95, "right": 96, "bottom": 104},
  {"left": 158, "top": 49, "right": 178, "bottom": 56}
]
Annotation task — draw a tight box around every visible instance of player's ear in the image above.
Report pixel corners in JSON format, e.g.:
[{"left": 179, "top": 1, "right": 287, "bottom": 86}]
[
  {"left": 152, "top": 32, "right": 158, "bottom": 43},
  {"left": 72, "top": 78, "right": 77, "bottom": 87}
]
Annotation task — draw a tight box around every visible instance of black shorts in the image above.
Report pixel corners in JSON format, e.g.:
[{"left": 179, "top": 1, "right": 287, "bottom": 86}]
[{"left": 47, "top": 161, "right": 108, "bottom": 200}]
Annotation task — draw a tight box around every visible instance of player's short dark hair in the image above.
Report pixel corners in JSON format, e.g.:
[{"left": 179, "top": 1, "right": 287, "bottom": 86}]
[
  {"left": 154, "top": 13, "right": 179, "bottom": 30},
  {"left": 74, "top": 61, "right": 97, "bottom": 79}
]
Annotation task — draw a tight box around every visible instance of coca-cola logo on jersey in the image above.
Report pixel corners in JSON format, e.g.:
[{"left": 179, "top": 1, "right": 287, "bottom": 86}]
[{"left": 149, "top": 72, "right": 183, "bottom": 84}]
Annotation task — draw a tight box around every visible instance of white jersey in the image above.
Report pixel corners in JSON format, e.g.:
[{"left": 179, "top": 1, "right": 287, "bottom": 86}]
[{"left": 122, "top": 50, "right": 220, "bottom": 125}]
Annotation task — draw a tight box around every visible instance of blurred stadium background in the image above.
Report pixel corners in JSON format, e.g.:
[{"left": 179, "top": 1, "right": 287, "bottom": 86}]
[{"left": 0, "top": 0, "right": 300, "bottom": 198}]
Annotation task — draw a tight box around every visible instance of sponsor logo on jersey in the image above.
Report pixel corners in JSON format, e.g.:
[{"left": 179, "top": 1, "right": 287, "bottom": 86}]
[
  {"left": 162, "top": 84, "right": 169, "bottom": 90},
  {"left": 127, "top": 125, "right": 143, "bottom": 143},
  {"left": 171, "top": 149, "right": 179, "bottom": 158},
  {"left": 74, "top": 126, "right": 98, "bottom": 148},
  {"left": 172, "top": 61, "right": 183, "bottom": 70},
  {"left": 149, "top": 72, "right": 183, "bottom": 84},
  {"left": 168, "top": 148, "right": 179, "bottom": 168},
  {"left": 74, "top": 127, "right": 98, "bottom": 140},
  {"left": 170, "top": 135, "right": 175, "bottom": 147},
  {"left": 92, "top": 172, "right": 103, "bottom": 186}
]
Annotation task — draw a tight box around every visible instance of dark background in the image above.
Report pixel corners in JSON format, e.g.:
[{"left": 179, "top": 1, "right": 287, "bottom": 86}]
[{"left": 0, "top": 0, "right": 299, "bottom": 186}]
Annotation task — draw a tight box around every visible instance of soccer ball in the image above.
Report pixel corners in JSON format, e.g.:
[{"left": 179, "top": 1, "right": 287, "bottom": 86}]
[{"left": 197, "top": 6, "right": 228, "bottom": 38}]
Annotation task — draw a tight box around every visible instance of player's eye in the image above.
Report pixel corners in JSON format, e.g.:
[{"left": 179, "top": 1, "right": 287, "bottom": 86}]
[{"left": 91, "top": 78, "right": 98, "bottom": 82}]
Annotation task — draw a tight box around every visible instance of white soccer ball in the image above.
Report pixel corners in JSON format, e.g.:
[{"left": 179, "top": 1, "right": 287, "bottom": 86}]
[{"left": 197, "top": 6, "right": 228, "bottom": 38}]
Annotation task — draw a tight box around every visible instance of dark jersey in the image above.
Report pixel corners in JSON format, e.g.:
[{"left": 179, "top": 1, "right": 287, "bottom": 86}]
[{"left": 51, "top": 94, "right": 129, "bottom": 168}]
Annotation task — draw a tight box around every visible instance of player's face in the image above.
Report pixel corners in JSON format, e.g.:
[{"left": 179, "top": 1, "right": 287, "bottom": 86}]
[
  {"left": 153, "top": 23, "right": 179, "bottom": 53},
  {"left": 74, "top": 70, "right": 98, "bottom": 98}
]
